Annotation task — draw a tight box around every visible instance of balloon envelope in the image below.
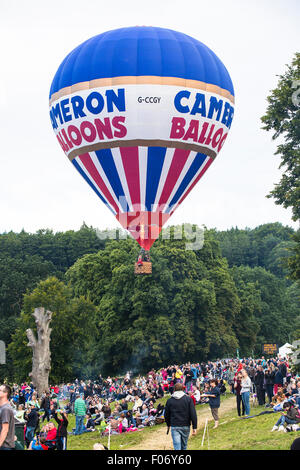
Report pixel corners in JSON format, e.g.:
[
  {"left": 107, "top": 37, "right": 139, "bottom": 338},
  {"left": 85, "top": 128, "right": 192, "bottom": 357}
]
[{"left": 49, "top": 26, "right": 235, "bottom": 250}]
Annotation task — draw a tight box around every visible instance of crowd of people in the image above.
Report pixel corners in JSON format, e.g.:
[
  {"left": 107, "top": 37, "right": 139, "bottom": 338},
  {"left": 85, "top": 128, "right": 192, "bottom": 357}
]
[{"left": 0, "top": 355, "right": 299, "bottom": 450}]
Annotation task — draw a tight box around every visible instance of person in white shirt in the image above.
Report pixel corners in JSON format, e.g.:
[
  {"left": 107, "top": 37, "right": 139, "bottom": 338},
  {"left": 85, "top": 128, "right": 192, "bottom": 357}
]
[
  {"left": 192, "top": 387, "right": 201, "bottom": 404},
  {"left": 240, "top": 369, "right": 252, "bottom": 416}
]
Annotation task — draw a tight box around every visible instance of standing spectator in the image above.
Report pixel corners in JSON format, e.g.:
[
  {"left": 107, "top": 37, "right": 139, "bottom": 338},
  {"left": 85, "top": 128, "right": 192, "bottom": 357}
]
[
  {"left": 234, "top": 372, "right": 245, "bottom": 417},
  {"left": 227, "top": 366, "right": 235, "bottom": 394},
  {"left": 52, "top": 408, "right": 68, "bottom": 450},
  {"left": 24, "top": 404, "right": 39, "bottom": 447},
  {"left": 264, "top": 365, "right": 275, "bottom": 404},
  {"left": 274, "top": 367, "right": 284, "bottom": 395},
  {"left": 241, "top": 369, "right": 252, "bottom": 417},
  {"left": 184, "top": 366, "right": 193, "bottom": 393},
  {"left": 174, "top": 366, "right": 183, "bottom": 384},
  {"left": 279, "top": 360, "right": 287, "bottom": 384},
  {"left": 74, "top": 394, "right": 87, "bottom": 435},
  {"left": 0, "top": 384, "right": 15, "bottom": 450},
  {"left": 157, "top": 384, "right": 164, "bottom": 399},
  {"left": 201, "top": 379, "right": 221, "bottom": 429},
  {"left": 40, "top": 392, "right": 51, "bottom": 423},
  {"left": 18, "top": 389, "right": 26, "bottom": 408},
  {"left": 254, "top": 365, "right": 265, "bottom": 406},
  {"left": 164, "top": 383, "right": 197, "bottom": 450},
  {"left": 247, "top": 363, "right": 256, "bottom": 393},
  {"left": 190, "top": 364, "right": 199, "bottom": 387},
  {"left": 69, "top": 387, "right": 76, "bottom": 413}
]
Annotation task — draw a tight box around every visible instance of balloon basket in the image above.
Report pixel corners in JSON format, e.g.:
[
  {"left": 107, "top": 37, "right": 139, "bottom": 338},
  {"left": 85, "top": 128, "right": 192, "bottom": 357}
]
[{"left": 134, "top": 262, "right": 152, "bottom": 275}]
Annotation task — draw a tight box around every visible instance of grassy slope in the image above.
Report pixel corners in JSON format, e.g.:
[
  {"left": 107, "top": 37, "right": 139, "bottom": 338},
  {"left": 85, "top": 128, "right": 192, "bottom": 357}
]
[
  {"left": 189, "top": 408, "right": 298, "bottom": 451},
  {"left": 48, "top": 395, "right": 298, "bottom": 450}
]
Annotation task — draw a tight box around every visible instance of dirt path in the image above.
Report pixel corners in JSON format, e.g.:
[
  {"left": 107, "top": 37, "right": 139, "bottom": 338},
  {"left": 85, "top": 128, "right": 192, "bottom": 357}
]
[{"left": 128, "top": 396, "right": 237, "bottom": 450}]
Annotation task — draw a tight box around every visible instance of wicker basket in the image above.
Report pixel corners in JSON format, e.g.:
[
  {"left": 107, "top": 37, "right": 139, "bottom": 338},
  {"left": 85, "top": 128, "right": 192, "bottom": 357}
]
[{"left": 134, "top": 261, "right": 152, "bottom": 275}]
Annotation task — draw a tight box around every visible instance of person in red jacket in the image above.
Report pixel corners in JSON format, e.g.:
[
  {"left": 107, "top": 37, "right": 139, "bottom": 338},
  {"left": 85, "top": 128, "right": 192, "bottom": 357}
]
[
  {"left": 188, "top": 391, "right": 196, "bottom": 406},
  {"left": 46, "top": 422, "right": 57, "bottom": 443}
]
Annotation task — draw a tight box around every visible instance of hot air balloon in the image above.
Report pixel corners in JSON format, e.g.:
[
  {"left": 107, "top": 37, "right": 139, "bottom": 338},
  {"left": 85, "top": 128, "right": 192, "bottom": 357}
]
[{"left": 49, "top": 26, "right": 235, "bottom": 274}]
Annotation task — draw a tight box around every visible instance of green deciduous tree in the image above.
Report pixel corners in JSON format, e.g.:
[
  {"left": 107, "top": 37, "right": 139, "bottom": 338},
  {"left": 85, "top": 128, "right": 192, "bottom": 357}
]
[
  {"left": 261, "top": 53, "right": 300, "bottom": 221},
  {"left": 66, "top": 233, "right": 240, "bottom": 375},
  {"left": 8, "top": 277, "right": 97, "bottom": 383},
  {"left": 231, "top": 265, "right": 299, "bottom": 354},
  {"left": 261, "top": 53, "right": 300, "bottom": 287}
]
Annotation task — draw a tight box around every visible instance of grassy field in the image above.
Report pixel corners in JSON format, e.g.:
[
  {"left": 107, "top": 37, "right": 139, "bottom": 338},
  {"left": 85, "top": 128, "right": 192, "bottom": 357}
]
[
  {"left": 189, "top": 408, "right": 298, "bottom": 451},
  {"left": 55, "top": 395, "right": 299, "bottom": 451},
  {"left": 66, "top": 395, "right": 171, "bottom": 450}
]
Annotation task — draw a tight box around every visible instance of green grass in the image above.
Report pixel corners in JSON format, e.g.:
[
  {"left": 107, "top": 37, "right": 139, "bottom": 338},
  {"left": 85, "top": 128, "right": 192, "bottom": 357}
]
[
  {"left": 189, "top": 407, "right": 298, "bottom": 451},
  {"left": 66, "top": 396, "right": 171, "bottom": 450},
  {"left": 39, "top": 396, "right": 299, "bottom": 450}
]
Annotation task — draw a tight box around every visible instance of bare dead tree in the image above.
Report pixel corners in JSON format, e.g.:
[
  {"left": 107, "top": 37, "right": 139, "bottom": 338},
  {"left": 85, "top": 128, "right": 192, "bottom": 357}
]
[{"left": 26, "top": 307, "right": 52, "bottom": 397}]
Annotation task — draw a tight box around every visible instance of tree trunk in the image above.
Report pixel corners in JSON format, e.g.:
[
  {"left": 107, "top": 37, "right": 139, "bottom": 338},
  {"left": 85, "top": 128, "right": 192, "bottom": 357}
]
[{"left": 26, "top": 307, "right": 52, "bottom": 397}]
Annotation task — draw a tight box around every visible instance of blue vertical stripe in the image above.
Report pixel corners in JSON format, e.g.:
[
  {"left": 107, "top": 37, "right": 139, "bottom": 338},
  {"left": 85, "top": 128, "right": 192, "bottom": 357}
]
[
  {"left": 166, "top": 153, "right": 207, "bottom": 213},
  {"left": 95, "top": 149, "right": 128, "bottom": 212},
  {"left": 72, "top": 159, "right": 116, "bottom": 215},
  {"left": 145, "top": 147, "right": 166, "bottom": 211}
]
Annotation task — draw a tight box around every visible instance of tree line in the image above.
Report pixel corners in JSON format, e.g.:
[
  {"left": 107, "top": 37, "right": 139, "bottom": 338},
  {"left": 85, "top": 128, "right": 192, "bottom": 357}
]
[{"left": 0, "top": 222, "right": 299, "bottom": 383}]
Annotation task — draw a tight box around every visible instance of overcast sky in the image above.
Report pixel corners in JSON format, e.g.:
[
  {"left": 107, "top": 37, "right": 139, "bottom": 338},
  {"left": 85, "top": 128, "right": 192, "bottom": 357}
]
[{"left": 0, "top": 0, "right": 299, "bottom": 235}]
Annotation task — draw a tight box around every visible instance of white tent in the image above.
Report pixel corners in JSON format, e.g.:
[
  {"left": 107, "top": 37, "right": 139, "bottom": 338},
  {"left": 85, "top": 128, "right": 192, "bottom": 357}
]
[{"left": 278, "top": 343, "right": 293, "bottom": 358}]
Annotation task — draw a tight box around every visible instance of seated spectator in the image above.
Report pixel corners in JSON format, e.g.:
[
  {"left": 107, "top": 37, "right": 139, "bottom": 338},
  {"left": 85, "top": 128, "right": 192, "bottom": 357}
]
[
  {"left": 46, "top": 422, "right": 57, "bottom": 442},
  {"left": 132, "top": 396, "right": 143, "bottom": 413},
  {"left": 93, "top": 410, "right": 105, "bottom": 425},
  {"left": 271, "top": 401, "right": 300, "bottom": 432},
  {"left": 271, "top": 387, "right": 286, "bottom": 409},
  {"left": 102, "top": 403, "right": 112, "bottom": 419},
  {"left": 120, "top": 398, "right": 128, "bottom": 411},
  {"left": 119, "top": 412, "right": 128, "bottom": 431},
  {"left": 37, "top": 422, "right": 57, "bottom": 450},
  {"left": 136, "top": 404, "right": 149, "bottom": 426},
  {"left": 64, "top": 402, "right": 72, "bottom": 414},
  {"left": 28, "top": 435, "right": 49, "bottom": 450},
  {"left": 148, "top": 401, "right": 157, "bottom": 416},
  {"left": 106, "top": 417, "right": 119, "bottom": 434},
  {"left": 82, "top": 413, "right": 96, "bottom": 432}
]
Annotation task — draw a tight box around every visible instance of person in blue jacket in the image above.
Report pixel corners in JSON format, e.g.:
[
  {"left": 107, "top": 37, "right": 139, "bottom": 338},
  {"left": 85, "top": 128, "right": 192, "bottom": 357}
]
[{"left": 200, "top": 379, "right": 221, "bottom": 429}]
